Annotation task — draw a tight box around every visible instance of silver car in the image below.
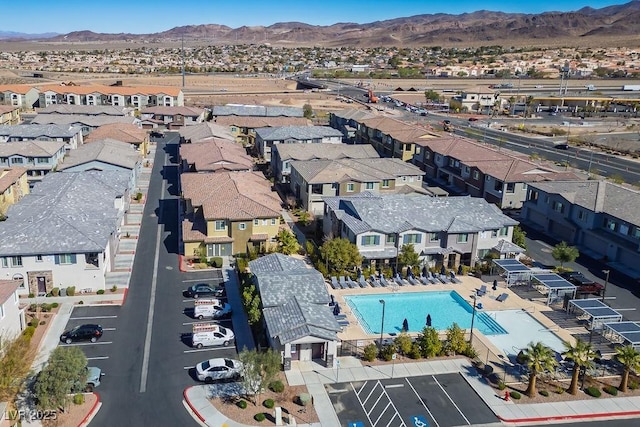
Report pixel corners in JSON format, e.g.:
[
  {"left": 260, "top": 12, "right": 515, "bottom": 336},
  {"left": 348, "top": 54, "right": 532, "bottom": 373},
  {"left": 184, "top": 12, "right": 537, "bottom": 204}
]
[{"left": 195, "top": 358, "right": 243, "bottom": 383}]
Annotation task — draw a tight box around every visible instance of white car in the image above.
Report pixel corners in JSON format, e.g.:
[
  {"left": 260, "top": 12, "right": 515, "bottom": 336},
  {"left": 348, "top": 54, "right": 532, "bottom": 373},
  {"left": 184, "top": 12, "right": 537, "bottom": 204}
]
[{"left": 195, "top": 358, "right": 243, "bottom": 383}]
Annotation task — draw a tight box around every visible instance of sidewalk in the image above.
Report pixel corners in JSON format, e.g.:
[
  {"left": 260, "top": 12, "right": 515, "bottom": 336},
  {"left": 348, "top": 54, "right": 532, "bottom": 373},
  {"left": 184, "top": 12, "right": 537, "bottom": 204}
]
[{"left": 183, "top": 356, "right": 640, "bottom": 426}]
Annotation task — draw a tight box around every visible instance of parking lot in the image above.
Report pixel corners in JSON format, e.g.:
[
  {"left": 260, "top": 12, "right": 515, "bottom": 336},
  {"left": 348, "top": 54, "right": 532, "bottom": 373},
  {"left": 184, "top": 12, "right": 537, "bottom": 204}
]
[
  {"left": 179, "top": 271, "right": 240, "bottom": 380},
  {"left": 59, "top": 305, "right": 121, "bottom": 362},
  {"left": 327, "top": 373, "right": 498, "bottom": 427}
]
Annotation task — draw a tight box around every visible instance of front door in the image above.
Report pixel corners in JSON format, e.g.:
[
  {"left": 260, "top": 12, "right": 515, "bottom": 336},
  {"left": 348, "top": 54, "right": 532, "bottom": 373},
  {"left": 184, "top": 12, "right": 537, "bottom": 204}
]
[
  {"left": 312, "top": 343, "right": 324, "bottom": 360},
  {"left": 290, "top": 344, "right": 300, "bottom": 360},
  {"left": 37, "top": 277, "right": 46, "bottom": 295}
]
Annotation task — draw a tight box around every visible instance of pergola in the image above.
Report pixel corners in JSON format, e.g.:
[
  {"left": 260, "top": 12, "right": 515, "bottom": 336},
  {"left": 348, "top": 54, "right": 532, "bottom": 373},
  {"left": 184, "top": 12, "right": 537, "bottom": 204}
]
[
  {"left": 603, "top": 321, "right": 640, "bottom": 349},
  {"left": 530, "top": 273, "right": 576, "bottom": 306},
  {"left": 568, "top": 299, "right": 623, "bottom": 330},
  {"left": 492, "top": 259, "right": 531, "bottom": 286}
]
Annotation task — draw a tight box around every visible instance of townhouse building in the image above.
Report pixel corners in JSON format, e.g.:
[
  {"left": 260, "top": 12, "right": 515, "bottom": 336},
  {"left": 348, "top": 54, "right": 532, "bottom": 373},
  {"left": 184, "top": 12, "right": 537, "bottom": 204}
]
[
  {"left": 139, "top": 106, "right": 206, "bottom": 129},
  {"left": 179, "top": 138, "right": 254, "bottom": 173},
  {"left": 178, "top": 122, "right": 235, "bottom": 144},
  {"left": 328, "top": 109, "right": 376, "bottom": 144},
  {"left": 522, "top": 180, "right": 640, "bottom": 274},
  {"left": 0, "top": 140, "right": 67, "bottom": 186},
  {"left": 323, "top": 192, "right": 518, "bottom": 269},
  {"left": 37, "top": 84, "right": 184, "bottom": 108},
  {"left": 181, "top": 171, "right": 282, "bottom": 257},
  {"left": 0, "top": 167, "right": 29, "bottom": 216},
  {"left": 0, "top": 84, "right": 40, "bottom": 110},
  {"left": 31, "top": 114, "right": 140, "bottom": 136},
  {"left": 35, "top": 105, "right": 131, "bottom": 116},
  {"left": 0, "top": 106, "right": 21, "bottom": 126},
  {"left": 210, "top": 105, "right": 304, "bottom": 119},
  {"left": 214, "top": 116, "right": 311, "bottom": 146},
  {"left": 272, "top": 143, "right": 379, "bottom": 184},
  {"left": 289, "top": 157, "right": 425, "bottom": 216},
  {"left": 85, "top": 123, "right": 149, "bottom": 155},
  {"left": 0, "top": 279, "right": 26, "bottom": 340},
  {"left": 0, "top": 170, "right": 131, "bottom": 295},
  {"left": 412, "top": 135, "right": 580, "bottom": 209},
  {"left": 454, "top": 86, "right": 500, "bottom": 113},
  {"left": 255, "top": 126, "right": 344, "bottom": 163},
  {"left": 0, "top": 124, "right": 84, "bottom": 151}
]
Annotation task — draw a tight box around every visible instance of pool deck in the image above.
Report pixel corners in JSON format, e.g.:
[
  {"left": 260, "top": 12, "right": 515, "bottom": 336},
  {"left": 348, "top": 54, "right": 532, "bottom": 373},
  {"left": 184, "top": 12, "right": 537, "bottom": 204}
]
[{"left": 330, "top": 273, "right": 578, "bottom": 375}]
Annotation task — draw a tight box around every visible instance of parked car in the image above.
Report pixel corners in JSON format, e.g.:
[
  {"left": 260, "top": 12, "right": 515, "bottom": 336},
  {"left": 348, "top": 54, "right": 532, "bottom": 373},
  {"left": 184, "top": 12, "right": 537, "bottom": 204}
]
[
  {"left": 192, "top": 323, "right": 235, "bottom": 348},
  {"left": 194, "top": 299, "right": 233, "bottom": 320},
  {"left": 195, "top": 358, "right": 243, "bottom": 383},
  {"left": 468, "top": 117, "right": 479, "bottom": 121},
  {"left": 84, "top": 366, "right": 104, "bottom": 391},
  {"left": 185, "top": 283, "right": 225, "bottom": 299},
  {"left": 60, "top": 324, "right": 103, "bottom": 344},
  {"left": 559, "top": 271, "right": 605, "bottom": 295}
]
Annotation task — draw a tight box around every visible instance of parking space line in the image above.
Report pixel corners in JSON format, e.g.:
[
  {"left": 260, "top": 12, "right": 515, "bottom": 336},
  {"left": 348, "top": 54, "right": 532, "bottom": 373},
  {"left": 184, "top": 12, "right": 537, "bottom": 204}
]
[
  {"left": 87, "top": 356, "right": 109, "bottom": 361},
  {"left": 372, "top": 402, "right": 391, "bottom": 425},
  {"left": 183, "top": 366, "right": 194, "bottom": 370},
  {"left": 60, "top": 341, "right": 113, "bottom": 347},
  {"left": 431, "top": 375, "right": 470, "bottom": 425},
  {"left": 103, "top": 328, "right": 117, "bottom": 331},
  {"left": 182, "top": 278, "right": 222, "bottom": 283},
  {"left": 183, "top": 347, "right": 232, "bottom": 354},
  {"left": 69, "top": 316, "right": 118, "bottom": 320},
  {"left": 405, "top": 378, "right": 439, "bottom": 427},
  {"left": 361, "top": 382, "right": 378, "bottom": 406},
  {"left": 356, "top": 380, "right": 369, "bottom": 396},
  {"left": 378, "top": 382, "right": 406, "bottom": 427},
  {"left": 368, "top": 393, "right": 385, "bottom": 416},
  {"left": 350, "top": 382, "right": 375, "bottom": 427}
]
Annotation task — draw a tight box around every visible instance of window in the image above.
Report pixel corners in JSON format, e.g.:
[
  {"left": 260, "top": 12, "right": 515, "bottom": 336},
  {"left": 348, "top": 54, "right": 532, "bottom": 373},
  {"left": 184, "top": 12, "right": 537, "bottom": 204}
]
[
  {"left": 457, "top": 234, "right": 469, "bottom": 243},
  {"left": 530, "top": 190, "right": 539, "bottom": 202},
  {"left": 11, "top": 157, "right": 23, "bottom": 164},
  {"left": 485, "top": 175, "right": 491, "bottom": 182},
  {"left": 85, "top": 252, "right": 99, "bottom": 268},
  {"left": 10, "top": 256, "right": 22, "bottom": 267},
  {"left": 36, "top": 255, "right": 43, "bottom": 262},
  {"left": 403, "top": 234, "right": 422, "bottom": 244},
  {"left": 254, "top": 219, "right": 259, "bottom": 226},
  {"left": 0, "top": 304, "right": 3, "bottom": 319},
  {"left": 499, "top": 227, "right": 508, "bottom": 236},
  {"left": 605, "top": 218, "right": 616, "bottom": 231},
  {"left": 473, "top": 170, "right": 479, "bottom": 180},
  {"left": 238, "top": 223, "right": 246, "bottom": 230},
  {"left": 361, "top": 235, "right": 380, "bottom": 246},
  {"left": 552, "top": 201, "right": 564, "bottom": 213},
  {"left": 506, "top": 183, "right": 515, "bottom": 193},
  {"left": 381, "top": 180, "right": 390, "bottom": 188},
  {"left": 448, "top": 158, "right": 455, "bottom": 167},
  {"left": 634, "top": 228, "right": 640, "bottom": 239},
  {"left": 1, "top": 258, "right": 6, "bottom": 268},
  {"left": 55, "top": 254, "right": 75, "bottom": 265},
  {"left": 271, "top": 218, "right": 277, "bottom": 225},
  {"left": 491, "top": 230, "right": 498, "bottom": 238},
  {"left": 425, "top": 151, "right": 431, "bottom": 160},
  {"left": 429, "top": 233, "right": 439, "bottom": 242},
  {"left": 215, "top": 220, "right": 225, "bottom": 231},
  {"left": 346, "top": 183, "right": 355, "bottom": 192},
  {"left": 262, "top": 219, "right": 268, "bottom": 225},
  {"left": 311, "top": 184, "right": 323, "bottom": 194},
  {"left": 620, "top": 224, "right": 629, "bottom": 235},
  {"left": 386, "top": 234, "right": 396, "bottom": 245},
  {"left": 365, "top": 182, "right": 374, "bottom": 190},
  {"left": 464, "top": 166, "right": 470, "bottom": 174},
  {"left": 577, "top": 210, "right": 587, "bottom": 222}
]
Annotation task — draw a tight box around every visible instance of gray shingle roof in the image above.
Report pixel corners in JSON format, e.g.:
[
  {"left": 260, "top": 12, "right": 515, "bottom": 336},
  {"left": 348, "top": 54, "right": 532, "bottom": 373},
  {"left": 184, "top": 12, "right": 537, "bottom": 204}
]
[
  {"left": 274, "top": 143, "right": 379, "bottom": 162},
  {"left": 0, "top": 171, "right": 129, "bottom": 256},
  {"left": 249, "top": 253, "right": 308, "bottom": 274},
  {"left": 31, "top": 115, "right": 139, "bottom": 127},
  {"left": 324, "top": 192, "right": 518, "bottom": 235},
  {"left": 58, "top": 138, "right": 140, "bottom": 171},
  {"left": 211, "top": 105, "right": 303, "bottom": 118},
  {"left": 0, "top": 140, "right": 66, "bottom": 156},
  {"left": 262, "top": 296, "right": 341, "bottom": 344},
  {"left": 291, "top": 157, "right": 423, "bottom": 184},
  {"left": 0, "top": 124, "right": 82, "bottom": 138},
  {"left": 178, "top": 122, "right": 234, "bottom": 142},
  {"left": 37, "top": 105, "right": 129, "bottom": 116},
  {"left": 255, "top": 126, "right": 343, "bottom": 141}
]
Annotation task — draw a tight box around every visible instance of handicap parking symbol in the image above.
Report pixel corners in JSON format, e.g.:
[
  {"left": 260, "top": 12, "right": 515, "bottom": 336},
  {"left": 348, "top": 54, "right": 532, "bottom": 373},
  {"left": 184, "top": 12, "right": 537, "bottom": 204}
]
[
  {"left": 348, "top": 422, "right": 364, "bottom": 427},
  {"left": 412, "top": 415, "right": 429, "bottom": 427}
]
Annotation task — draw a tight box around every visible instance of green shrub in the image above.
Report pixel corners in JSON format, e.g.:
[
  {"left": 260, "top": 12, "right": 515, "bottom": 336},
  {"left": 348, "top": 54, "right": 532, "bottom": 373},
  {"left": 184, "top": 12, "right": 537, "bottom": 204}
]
[
  {"left": 135, "top": 192, "right": 143, "bottom": 201},
  {"left": 380, "top": 344, "right": 396, "bottom": 361},
  {"left": 555, "top": 386, "right": 565, "bottom": 394},
  {"left": 51, "top": 287, "right": 60, "bottom": 297},
  {"left": 40, "top": 303, "right": 51, "bottom": 312},
  {"left": 28, "top": 303, "right": 37, "bottom": 312},
  {"left": 39, "top": 321, "right": 46, "bottom": 326},
  {"left": 78, "top": 300, "right": 84, "bottom": 305},
  {"left": 66, "top": 286, "right": 76, "bottom": 296},
  {"left": 498, "top": 381, "right": 506, "bottom": 390},
  {"left": 237, "top": 400, "right": 247, "bottom": 409},
  {"left": 299, "top": 393, "right": 312, "bottom": 406},
  {"left": 363, "top": 343, "right": 378, "bottom": 362},
  {"left": 28, "top": 293, "right": 35, "bottom": 298},
  {"left": 269, "top": 380, "right": 285, "bottom": 393},
  {"left": 211, "top": 257, "right": 223, "bottom": 268},
  {"left": 629, "top": 380, "right": 639, "bottom": 390},
  {"left": 394, "top": 333, "right": 413, "bottom": 356},
  {"left": 462, "top": 342, "right": 478, "bottom": 358},
  {"left": 408, "top": 342, "right": 422, "bottom": 359},
  {"left": 585, "top": 386, "right": 601, "bottom": 398},
  {"left": 111, "top": 285, "right": 118, "bottom": 293},
  {"left": 254, "top": 413, "right": 266, "bottom": 422},
  {"left": 73, "top": 393, "right": 85, "bottom": 405},
  {"left": 51, "top": 302, "right": 59, "bottom": 308},
  {"left": 23, "top": 326, "right": 36, "bottom": 338},
  {"left": 29, "top": 317, "right": 39, "bottom": 328},
  {"left": 603, "top": 385, "right": 618, "bottom": 395},
  {"left": 97, "top": 289, "right": 105, "bottom": 295},
  {"left": 510, "top": 391, "right": 521, "bottom": 400},
  {"left": 263, "top": 399, "right": 275, "bottom": 409},
  {"left": 540, "top": 390, "right": 549, "bottom": 397}
]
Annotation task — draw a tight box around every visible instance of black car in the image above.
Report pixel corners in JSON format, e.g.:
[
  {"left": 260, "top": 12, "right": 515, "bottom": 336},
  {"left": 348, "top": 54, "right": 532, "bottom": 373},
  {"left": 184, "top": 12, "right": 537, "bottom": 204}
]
[
  {"left": 185, "top": 283, "right": 225, "bottom": 299},
  {"left": 60, "top": 324, "right": 103, "bottom": 344}
]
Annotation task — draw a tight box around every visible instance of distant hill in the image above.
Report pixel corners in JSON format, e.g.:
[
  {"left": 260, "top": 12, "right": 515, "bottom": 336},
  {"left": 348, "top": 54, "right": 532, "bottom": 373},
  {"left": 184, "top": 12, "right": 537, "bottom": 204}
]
[
  {"left": 32, "top": 1, "right": 640, "bottom": 47},
  {"left": 0, "top": 31, "right": 58, "bottom": 40}
]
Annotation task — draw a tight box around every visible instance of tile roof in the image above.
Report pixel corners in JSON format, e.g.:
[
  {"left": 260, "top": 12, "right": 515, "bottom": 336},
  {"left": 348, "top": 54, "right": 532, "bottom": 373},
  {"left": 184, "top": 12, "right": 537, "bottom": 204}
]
[
  {"left": 181, "top": 172, "right": 281, "bottom": 220},
  {"left": 0, "top": 106, "right": 20, "bottom": 114},
  {"left": 178, "top": 122, "right": 235, "bottom": 142},
  {"left": 0, "top": 140, "right": 66, "bottom": 157},
  {"left": 36, "top": 105, "right": 129, "bottom": 116},
  {"left": 263, "top": 296, "right": 341, "bottom": 344},
  {"left": 58, "top": 138, "right": 140, "bottom": 171},
  {"left": 182, "top": 212, "right": 208, "bottom": 243},
  {"left": 290, "top": 157, "right": 423, "bottom": 184},
  {"left": 31, "top": 114, "right": 139, "bottom": 127},
  {"left": 215, "top": 116, "right": 310, "bottom": 128},
  {"left": 180, "top": 138, "right": 253, "bottom": 172},
  {"left": 330, "top": 109, "right": 378, "bottom": 121},
  {"left": 323, "top": 192, "right": 518, "bottom": 235},
  {"left": 0, "top": 84, "right": 36, "bottom": 95},
  {"left": 37, "top": 84, "right": 181, "bottom": 97},
  {"left": 254, "top": 126, "right": 343, "bottom": 141},
  {"left": 0, "top": 279, "right": 21, "bottom": 304},
  {"left": 211, "top": 105, "right": 303, "bottom": 117},
  {"left": 140, "top": 106, "right": 204, "bottom": 117},
  {"left": 0, "top": 124, "right": 82, "bottom": 139},
  {"left": 274, "top": 143, "right": 379, "bottom": 162},
  {"left": 0, "top": 167, "right": 27, "bottom": 193},
  {"left": 528, "top": 180, "right": 640, "bottom": 226},
  {"left": 85, "top": 123, "right": 147, "bottom": 145},
  {"left": 0, "top": 170, "right": 129, "bottom": 256}
]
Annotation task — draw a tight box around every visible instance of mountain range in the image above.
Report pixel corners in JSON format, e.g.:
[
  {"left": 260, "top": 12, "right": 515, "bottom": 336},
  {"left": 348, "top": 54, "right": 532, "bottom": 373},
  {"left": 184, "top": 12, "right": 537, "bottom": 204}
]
[{"left": 3, "top": 1, "right": 640, "bottom": 47}]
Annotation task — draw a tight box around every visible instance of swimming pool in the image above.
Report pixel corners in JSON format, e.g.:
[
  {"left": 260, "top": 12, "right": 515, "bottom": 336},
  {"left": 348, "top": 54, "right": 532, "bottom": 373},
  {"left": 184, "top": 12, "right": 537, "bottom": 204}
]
[
  {"left": 344, "top": 291, "right": 507, "bottom": 336},
  {"left": 484, "top": 309, "right": 567, "bottom": 358}
]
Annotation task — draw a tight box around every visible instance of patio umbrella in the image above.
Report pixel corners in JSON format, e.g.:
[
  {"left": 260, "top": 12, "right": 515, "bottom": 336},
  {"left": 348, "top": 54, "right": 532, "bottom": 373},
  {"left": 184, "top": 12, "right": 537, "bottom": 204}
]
[
  {"left": 426, "top": 314, "right": 432, "bottom": 327},
  {"left": 440, "top": 265, "right": 446, "bottom": 276},
  {"left": 407, "top": 266, "right": 412, "bottom": 278},
  {"left": 333, "top": 304, "right": 341, "bottom": 316},
  {"left": 392, "top": 266, "right": 398, "bottom": 278},
  {"left": 422, "top": 266, "right": 428, "bottom": 277},
  {"left": 357, "top": 267, "right": 362, "bottom": 278},
  {"left": 492, "top": 280, "right": 498, "bottom": 291},
  {"left": 330, "top": 295, "right": 335, "bottom": 305},
  {"left": 457, "top": 265, "right": 463, "bottom": 275},
  {"left": 403, "top": 318, "right": 409, "bottom": 332}
]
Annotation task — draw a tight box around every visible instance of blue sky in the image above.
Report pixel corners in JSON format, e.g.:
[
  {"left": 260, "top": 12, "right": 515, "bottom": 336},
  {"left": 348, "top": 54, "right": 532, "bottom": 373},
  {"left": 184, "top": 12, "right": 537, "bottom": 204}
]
[{"left": 4, "top": 0, "right": 628, "bottom": 34}]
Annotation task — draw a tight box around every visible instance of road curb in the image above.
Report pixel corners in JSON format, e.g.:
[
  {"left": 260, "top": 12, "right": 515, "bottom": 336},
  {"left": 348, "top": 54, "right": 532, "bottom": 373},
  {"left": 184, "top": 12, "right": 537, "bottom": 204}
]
[
  {"left": 77, "top": 392, "right": 101, "bottom": 427},
  {"left": 497, "top": 409, "right": 640, "bottom": 424},
  {"left": 183, "top": 387, "right": 207, "bottom": 425},
  {"left": 179, "top": 255, "right": 187, "bottom": 273}
]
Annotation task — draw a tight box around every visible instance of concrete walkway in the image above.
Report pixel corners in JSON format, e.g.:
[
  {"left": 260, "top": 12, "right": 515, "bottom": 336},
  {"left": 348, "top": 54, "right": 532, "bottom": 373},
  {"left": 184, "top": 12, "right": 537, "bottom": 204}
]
[{"left": 184, "top": 356, "right": 640, "bottom": 426}]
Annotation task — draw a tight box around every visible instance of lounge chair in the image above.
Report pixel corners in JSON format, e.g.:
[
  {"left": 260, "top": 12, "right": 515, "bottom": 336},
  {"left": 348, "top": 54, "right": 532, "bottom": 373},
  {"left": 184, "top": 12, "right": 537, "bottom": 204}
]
[
  {"left": 450, "top": 271, "right": 462, "bottom": 284},
  {"left": 331, "top": 276, "right": 340, "bottom": 289},
  {"left": 334, "top": 314, "right": 348, "bottom": 320},
  {"left": 427, "top": 271, "right": 438, "bottom": 284},
  {"left": 369, "top": 275, "right": 381, "bottom": 287},
  {"left": 408, "top": 276, "right": 420, "bottom": 286},
  {"left": 438, "top": 273, "right": 450, "bottom": 284},
  {"left": 338, "top": 320, "right": 350, "bottom": 327},
  {"left": 346, "top": 277, "right": 358, "bottom": 288},
  {"left": 380, "top": 276, "right": 390, "bottom": 287},
  {"left": 359, "top": 276, "right": 369, "bottom": 288},
  {"left": 339, "top": 276, "right": 348, "bottom": 289},
  {"left": 477, "top": 284, "right": 487, "bottom": 296},
  {"left": 394, "top": 274, "right": 406, "bottom": 286},
  {"left": 419, "top": 275, "right": 430, "bottom": 285},
  {"left": 496, "top": 293, "right": 509, "bottom": 302}
]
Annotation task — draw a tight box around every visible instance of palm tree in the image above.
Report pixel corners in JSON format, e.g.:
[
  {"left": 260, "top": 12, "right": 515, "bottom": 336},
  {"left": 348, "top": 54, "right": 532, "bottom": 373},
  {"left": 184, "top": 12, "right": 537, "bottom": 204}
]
[
  {"left": 562, "top": 339, "right": 597, "bottom": 395},
  {"left": 615, "top": 345, "right": 640, "bottom": 392},
  {"left": 523, "top": 341, "right": 558, "bottom": 397}
]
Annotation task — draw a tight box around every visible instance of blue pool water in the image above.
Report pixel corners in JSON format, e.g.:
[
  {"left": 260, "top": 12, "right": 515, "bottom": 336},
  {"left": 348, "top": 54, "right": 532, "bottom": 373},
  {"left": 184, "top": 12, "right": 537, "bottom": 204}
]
[{"left": 344, "top": 291, "right": 507, "bottom": 336}]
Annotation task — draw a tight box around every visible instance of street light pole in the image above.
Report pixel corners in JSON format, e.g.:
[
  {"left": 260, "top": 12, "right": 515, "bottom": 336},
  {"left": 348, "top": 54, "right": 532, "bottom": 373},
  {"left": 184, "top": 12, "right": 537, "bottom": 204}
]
[
  {"left": 469, "top": 294, "right": 477, "bottom": 346},
  {"left": 601, "top": 269, "right": 610, "bottom": 303},
  {"left": 378, "top": 299, "right": 386, "bottom": 354}
]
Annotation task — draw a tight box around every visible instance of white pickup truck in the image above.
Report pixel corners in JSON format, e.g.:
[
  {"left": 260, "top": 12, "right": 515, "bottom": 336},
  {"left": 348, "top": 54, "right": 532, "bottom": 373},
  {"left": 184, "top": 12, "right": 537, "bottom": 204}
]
[
  {"left": 194, "top": 299, "right": 232, "bottom": 320},
  {"left": 192, "top": 323, "right": 235, "bottom": 348}
]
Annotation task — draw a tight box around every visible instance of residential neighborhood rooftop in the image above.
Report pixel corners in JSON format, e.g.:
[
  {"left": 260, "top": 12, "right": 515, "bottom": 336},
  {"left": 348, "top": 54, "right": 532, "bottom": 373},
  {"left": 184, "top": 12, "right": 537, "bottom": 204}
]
[
  {"left": 178, "top": 122, "right": 235, "bottom": 142},
  {"left": 211, "top": 105, "right": 303, "bottom": 118},
  {"left": 58, "top": 138, "right": 141, "bottom": 171},
  {"left": 0, "top": 140, "right": 66, "bottom": 156},
  {"left": 274, "top": 142, "right": 379, "bottom": 162},
  {"left": 254, "top": 125, "right": 343, "bottom": 141},
  {"left": 0, "top": 167, "right": 27, "bottom": 192},
  {"left": 36, "top": 105, "right": 130, "bottom": 116},
  {"left": 84, "top": 123, "right": 147, "bottom": 145},
  {"left": 214, "top": 116, "right": 310, "bottom": 128},
  {"left": 180, "top": 138, "right": 253, "bottom": 172},
  {"left": 291, "top": 157, "right": 423, "bottom": 184},
  {"left": 0, "top": 123, "right": 82, "bottom": 139}
]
